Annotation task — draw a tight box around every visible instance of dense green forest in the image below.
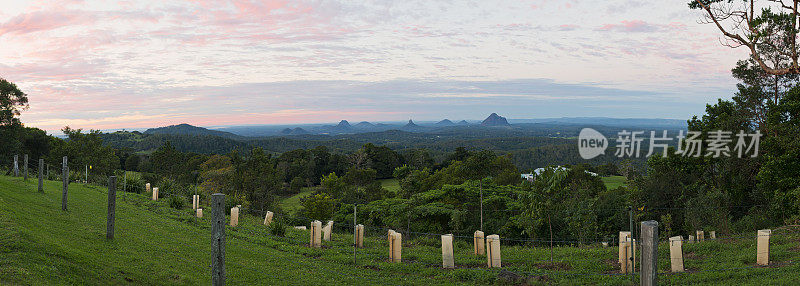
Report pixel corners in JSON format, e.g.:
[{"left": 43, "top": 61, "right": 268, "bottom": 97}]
[{"left": 99, "top": 127, "right": 645, "bottom": 171}]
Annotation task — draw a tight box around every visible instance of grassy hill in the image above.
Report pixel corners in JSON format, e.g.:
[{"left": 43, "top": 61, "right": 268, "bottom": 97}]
[
  {"left": 601, "top": 176, "right": 627, "bottom": 190},
  {"left": 379, "top": 178, "right": 401, "bottom": 193},
  {"left": 1, "top": 175, "right": 798, "bottom": 285},
  {"left": 277, "top": 187, "right": 314, "bottom": 215}
]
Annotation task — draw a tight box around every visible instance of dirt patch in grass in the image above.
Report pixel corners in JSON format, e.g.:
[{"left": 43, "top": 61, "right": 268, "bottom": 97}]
[
  {"left": 458, "top": 261, "right": 485, "bottom": 268},
  {"left": 763, "top": 261, "right": 794, "bottom": 268},
  {"left": 360, "top": 264, "right": 380, "bottom": 270},
  {"left": 684, "top": 252, "right": 704, "bottom": 260},
  {"left": 602, "top": 258, "right": 621, "bottom": 274},
  {"left": 119, "top": 271, "right": 134, "bottom": 282},
  {"left": 496, "top": 270, "right": 550, "bottom": 285}
]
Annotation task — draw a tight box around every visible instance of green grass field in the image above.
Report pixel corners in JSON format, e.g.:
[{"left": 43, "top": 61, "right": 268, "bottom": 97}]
[
  {"left": 277, "top": 187, "right": 314, "bottom": 214},
  {"left": 1, "top": 174, "right": 798, "bottom": 285},
  {"left": 601, "top": 176, "right": 627, "bottom": 190},
  {"left": 379, "top": 178, "right": 401, "bottom": 193},
  {"left": 279, "top": 179, "right": 399, "bottom": 214}
]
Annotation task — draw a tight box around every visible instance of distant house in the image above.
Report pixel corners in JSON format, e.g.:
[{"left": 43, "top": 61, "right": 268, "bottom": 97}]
[
  {"left": 521, "top": 173, "right": 535, "bottom": 181},
  {"left": 521, "top": 166, "right": 598, "bottom": 182}
]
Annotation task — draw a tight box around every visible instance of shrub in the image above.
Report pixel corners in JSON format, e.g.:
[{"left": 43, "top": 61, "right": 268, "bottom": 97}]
[
  {"left": 300, "top": 193, "right": 336, "bottom": 221},
  {"left": 141, "top": 172, "right": 159, "bottom": 187},
  {"left": 224, "top": 193, "right": 248, "bottom": 215},
  {"left": 268, "top": 219, "right": 287, "bottom": 237},
  {"left": 158, "top": 178, "right": 176, "bottom": 196},
  {"left": 168, "top": 195, "right": 186, "bottom": 209},
  {"left": 289, "top": 176, "right": 304, "bottom": 194},
  {"left": 121, "top": 174, "right": 144, "bottom": 193}
]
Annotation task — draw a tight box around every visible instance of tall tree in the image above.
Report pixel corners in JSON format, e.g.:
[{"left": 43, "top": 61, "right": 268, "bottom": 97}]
[
  {"left": 0, "top": 78, "right": 28, "bottom": 127},
  {"left": 690, "top": 0, "right": 800, "bottom": 75}
]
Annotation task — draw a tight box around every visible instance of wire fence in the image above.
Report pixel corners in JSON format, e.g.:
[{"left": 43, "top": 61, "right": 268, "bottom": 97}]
[{"left": 3, "top": 154, "right": 799, "bottom": 284}]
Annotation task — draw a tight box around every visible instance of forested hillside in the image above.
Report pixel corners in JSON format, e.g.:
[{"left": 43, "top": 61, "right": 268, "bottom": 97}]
[
  {"left": 144, "top": 123, "right": 244, "bottom": 139},
  {"left": 99, "top": 125, "right": 655, "bottom": 170}
]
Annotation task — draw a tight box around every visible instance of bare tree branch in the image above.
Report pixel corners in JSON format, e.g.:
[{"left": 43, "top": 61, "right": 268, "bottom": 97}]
[{"left": 694, "top": 0, "right": 800, "bottom": 75}]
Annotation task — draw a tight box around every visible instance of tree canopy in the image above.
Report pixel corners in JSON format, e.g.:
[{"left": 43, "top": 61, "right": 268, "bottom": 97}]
[
  {"left": 691, "top": 0, "right": 800, "bottom": 75},
  {"left": 0, "top": 78, "right": 29, "bottom": 126}
]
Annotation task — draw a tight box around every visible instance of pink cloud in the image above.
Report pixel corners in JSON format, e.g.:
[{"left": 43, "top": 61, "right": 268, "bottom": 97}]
[
  {"left": 0, "top": 10, "right": 97, "bottom": 36},
  {"left": 597, "top": 20, "right": 661, "bottom": 33},
  {"left": 0, "top": 59, "right": 105, "bottom": 82},
  {"left": 557, "top": 24, "right": 579, "bottom": 31}
]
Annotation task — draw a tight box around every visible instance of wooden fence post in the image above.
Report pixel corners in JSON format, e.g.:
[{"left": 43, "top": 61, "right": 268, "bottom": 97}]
[
  {"left": 192, "top": 195, "right": 199, "bottom": 210},
  {"left": 61, "top": 156, "right": 68, "bottom": 211},
  {"left": 696, "top": 230, "right": 704, "bottom": 242},
  {"left": 354, "top": 224, "right": 364, "bottom": 247},
  {"left": 486, "top": 234, "right": 501, "bottom": 268},
  {"left": 152, "top": 187, "right": 159, "bottom": 201},
  {"left": 709, "top": 231, "right": 716, "bottom": 240},
  {"left": 196, "top": 208, "right": 203, "bottom": 218},
  {"left": 211, "top": 193, "right": 226, "bottom": 286},
  {"left": 310, "top": 220, "right": 322, "bottom": 248},
  {"left": 146, "top": 183, "right": 151, "bottom": 194},
  {"left": 757, "top": 229, "right": 771, "bottom": 266},
  {"left": 688, "top": 235, "right": 695, "bottom": 244},
  {"left": 474, "top": 230, "right": 485, "bottom": 255},
  {"left": 669, "top": 236, "right": 684, "bottom": 272},
  {"left": 442, "top": 234, "right": 454, "bottom": 268},
  {"left": 13, "top": 155, "right": 18, "bottom": 177},
  {"left": 263, "top": 211, "right": 273, "bottom": 226},
  {"left": 640, "top": 221, "right": 658, "bottom": 286},
  {"left": 38, "top": 159, "right": 44, "bottom": 192},
  {"left": 23, "top": 154, "right": 28, "bottom": 180},
  {"left": 106, "top": 176, "right": 117, "bottom": 239}
]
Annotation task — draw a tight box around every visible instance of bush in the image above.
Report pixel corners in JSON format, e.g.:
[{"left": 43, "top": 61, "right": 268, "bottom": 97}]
[
  {"left": 300, "top": 193, "right": 336, "bottom": 221},
  {"left": 140, "top": 172, "right": 158, "bottom": 186},
  {"left": 268, "top": 219, "right": 287, "bottom": 237},
  {"left": 168, "top": 195, "right": 186, "bottom": 209},
  {"left": 120, "top": 174, "right": 144, "bottom": 193},
  {"left": 224, "top": 193, "right": 248, "bottom": 215},
  {"left": 158, "top": 178, "right": 176, "bottom": 196},
  {"left": 289, "top": 176, "right": 304, "bottom": 194}
]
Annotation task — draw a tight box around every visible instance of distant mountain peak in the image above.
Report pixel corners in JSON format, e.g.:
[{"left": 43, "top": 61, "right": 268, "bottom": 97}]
[
  {"left": 403, "top": 119, "right": 421, "bottom": 129},
  {"left": 481, "top": 113, "right": 510, "bottom": 126},
  {"left": 337, "top": 120, "right": 351, "bottom": 127},
  {"left": 143, "top": 123, "right": 242, "bottom": 139},
  {"left": 436, "top": 119, "right": 454, "bottom": 125},
  {"left": 279, "top": 127, "right": 309, "bottom": 135},
  {"left": 354, "top": 121, "right": 375, "bottom": 128},
  {"left": 457, "top": 120, "right": 469, "bottom": 125}
]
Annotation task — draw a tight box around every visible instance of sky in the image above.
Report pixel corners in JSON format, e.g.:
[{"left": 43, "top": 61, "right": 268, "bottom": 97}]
[{"left": 0, "top": 0, "right": 749, "bottom": 132}]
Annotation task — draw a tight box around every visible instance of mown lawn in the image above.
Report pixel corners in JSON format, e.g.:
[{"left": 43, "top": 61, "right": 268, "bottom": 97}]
[
  {"left": 277, "top": 187, "right": 314, "bottom": 214},
  {"left": 279, "top": 179, "right": 399, "bottom": 214},
  {"left": 0, "top": 174, "right": 797, "bottom": 285},
  {"left": 379, "top": 178, "right": 401, "bottom": 193},
  {"left": 601, "top": 176, "right": 627, "bottom": 190}
]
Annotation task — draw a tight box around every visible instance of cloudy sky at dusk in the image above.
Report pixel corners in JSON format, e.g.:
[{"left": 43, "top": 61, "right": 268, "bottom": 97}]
[{"left": 0, "top": 0, "right": 748, "bottom": 132}]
